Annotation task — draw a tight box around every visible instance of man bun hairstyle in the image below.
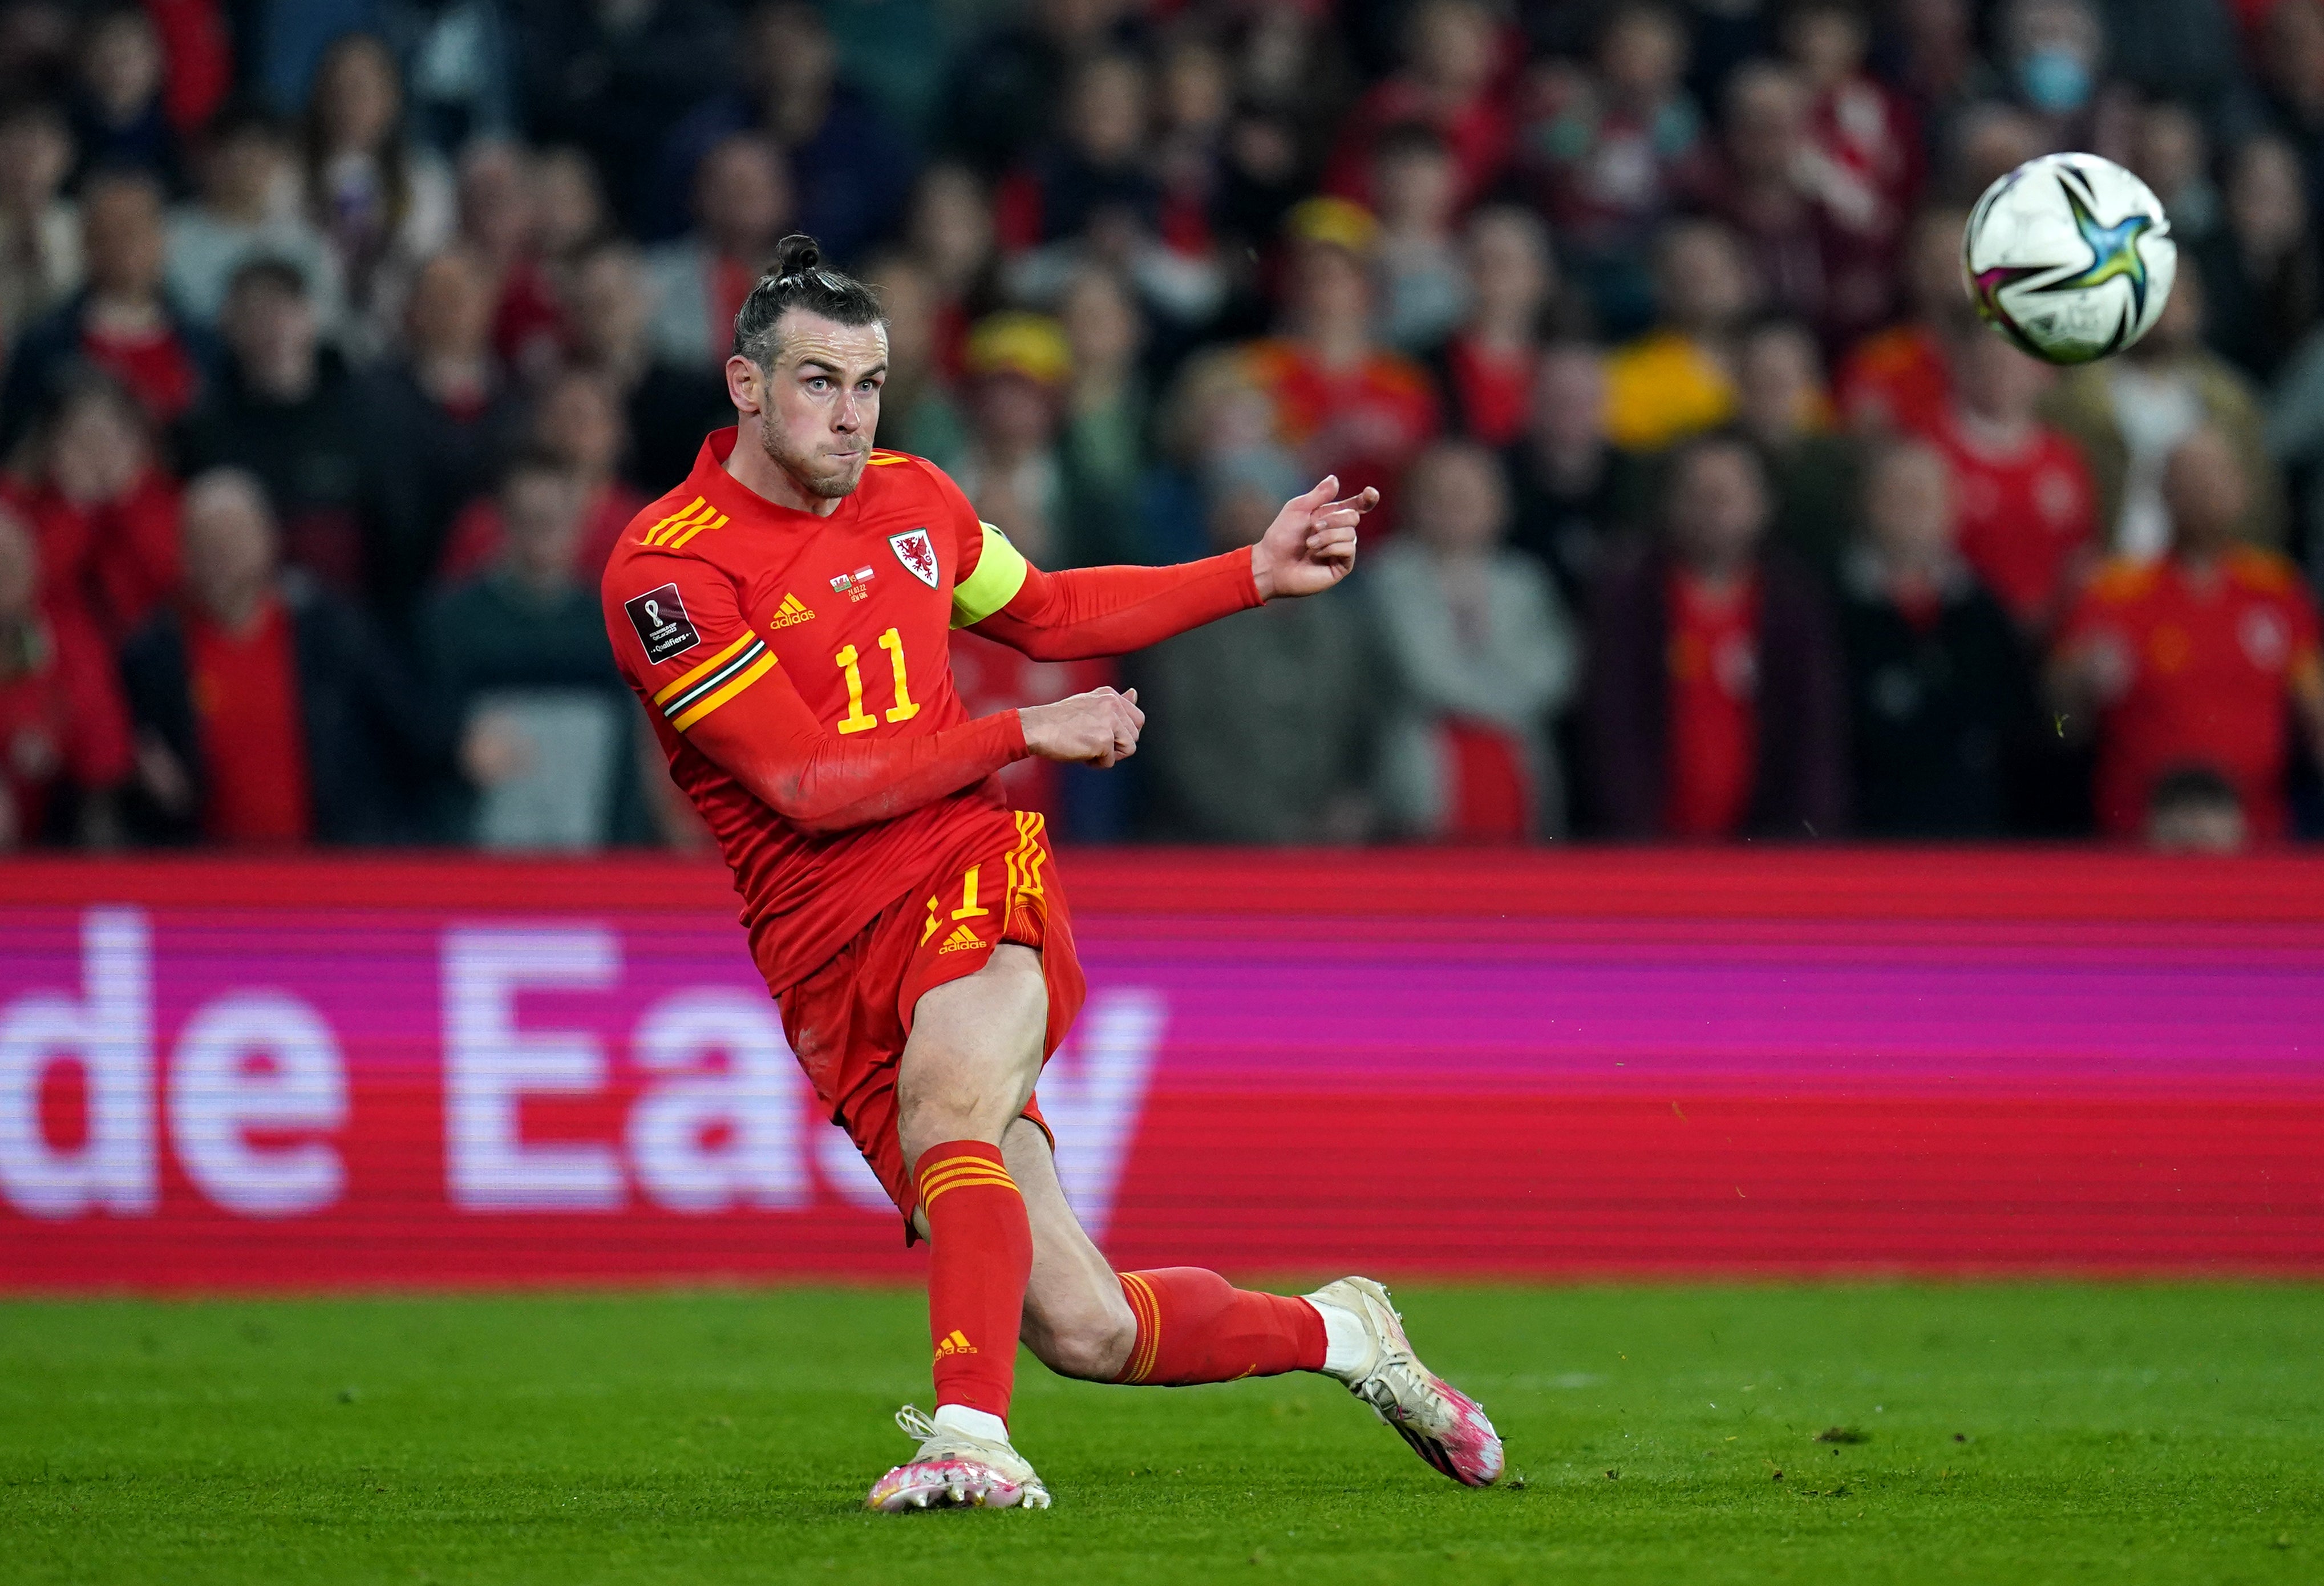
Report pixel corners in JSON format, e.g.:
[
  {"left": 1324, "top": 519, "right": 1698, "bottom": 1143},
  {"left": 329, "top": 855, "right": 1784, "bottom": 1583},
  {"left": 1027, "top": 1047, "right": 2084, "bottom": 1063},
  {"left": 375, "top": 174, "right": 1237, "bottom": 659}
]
[{"left": 732, "top": 234, "right": 884, "bottom": 369}]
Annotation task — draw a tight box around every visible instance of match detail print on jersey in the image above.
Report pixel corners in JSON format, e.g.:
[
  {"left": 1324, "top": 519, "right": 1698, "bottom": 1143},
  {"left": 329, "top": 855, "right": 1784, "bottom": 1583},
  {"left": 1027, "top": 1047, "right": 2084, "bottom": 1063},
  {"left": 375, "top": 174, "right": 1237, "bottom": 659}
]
[
  {"left": 625, "top": 584, "right": 702, "bottom": 664},
  {"left": 950, "top": 524, "right": 1029, "bottom": 628},
  {"left": 653, "top": 629, "right": 774, "bottom": 731},
  {"left": 889, "top": 528, "right": 940, "bottom": 588}
]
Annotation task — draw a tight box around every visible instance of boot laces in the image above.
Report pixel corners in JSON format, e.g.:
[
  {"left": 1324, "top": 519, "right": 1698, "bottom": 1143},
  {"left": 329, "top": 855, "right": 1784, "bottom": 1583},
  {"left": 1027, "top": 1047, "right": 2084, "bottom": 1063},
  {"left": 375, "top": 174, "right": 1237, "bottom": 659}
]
[{"left": 894, "top": 1404, "right": 936, "bottom": 1441}]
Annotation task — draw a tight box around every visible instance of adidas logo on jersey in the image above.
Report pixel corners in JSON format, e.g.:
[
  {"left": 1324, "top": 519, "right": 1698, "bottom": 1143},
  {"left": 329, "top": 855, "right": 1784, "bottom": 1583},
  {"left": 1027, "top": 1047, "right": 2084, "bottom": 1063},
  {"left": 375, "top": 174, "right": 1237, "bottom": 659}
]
[
  {"left": 934, "top": 1329, "right": 978, "bottom": 1356},
  {"left": 767, "top": 593, "right": 816, "bottom": 629},
  {"left": 937, "top": 925, "right": 984, "bottom": 954}
]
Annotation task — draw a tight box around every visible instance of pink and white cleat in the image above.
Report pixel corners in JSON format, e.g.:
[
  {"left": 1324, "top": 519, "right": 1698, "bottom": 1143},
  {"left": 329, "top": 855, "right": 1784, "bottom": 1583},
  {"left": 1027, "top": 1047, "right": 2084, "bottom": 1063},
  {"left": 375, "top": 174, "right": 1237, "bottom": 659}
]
[
  {"left": 1307, "top": 1276, "right": 1505, "bottom": 1487},
  {"left": 864, "top": 1405, "right": 1053, "bottom": 1511}
]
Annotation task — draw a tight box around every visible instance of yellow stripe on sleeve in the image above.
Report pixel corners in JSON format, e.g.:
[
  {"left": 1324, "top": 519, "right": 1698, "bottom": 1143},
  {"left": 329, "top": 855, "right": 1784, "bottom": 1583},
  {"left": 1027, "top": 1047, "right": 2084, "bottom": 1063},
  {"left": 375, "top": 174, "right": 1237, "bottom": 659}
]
[
  {"left": 950, "top": 522, "right": 1029, "bottom": 629},
  {"left": 669, "top": 652, "right": 776, "bottom": 731}
]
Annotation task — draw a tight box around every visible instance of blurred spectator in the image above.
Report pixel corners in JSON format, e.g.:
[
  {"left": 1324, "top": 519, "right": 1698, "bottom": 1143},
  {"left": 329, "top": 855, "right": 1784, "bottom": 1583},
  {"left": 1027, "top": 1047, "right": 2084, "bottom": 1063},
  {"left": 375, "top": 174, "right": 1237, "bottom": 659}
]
[
  {"left": 952, "top": 310, "right": 1134, "bottom": 568},
  {"left": 2143, "top": 763, "right": 2247, "bottom": 853},
  {"left": 1998, "top": 0, "right": 2115, "bottom": 147},
  {"left": 1782, "top": 0, "right": 1923, "bottom": 317},
  {"left": 0, "top": 499, "right": 131, "bottom": 848},
  {"left": 1133, "top": 446, "right": 1377, "bottom": 843},
  {"left": 120, "top": 468, "right": 441, "bottom": 845},
  {"left": 942, "top": 0, "right": 1135, "bottom": 176},
  {"left": 179, "top": 257, "right": 364, "bottom": 591},
  {"left": 565, "top": 240, "right": 731, "bottom": 495},
  {"left": 299, "top": 33, "right": 454, "bottom": 356},
  {"left": 643, "top": 132, "right": 789, "bottom": 368},
  {"left": 1585, "top": 434, "right": 1849, "bottom": 839},
  {"left": 1, "top": 167, "right": 213, "bottom": 448},
  {"left": 68, "top": 5, "right": 182, "bottom": 191},
  {"left": 1149, "top": 34, "right": 1237, "bottom": 256},
  {"left": 165, "top": 103, "right": 341, "bottom": 334},
  {"left": 1880, "top": 0, "right": 2001, "bottom": 162},
  {"left": 438, "top": 368, "right": 647, "bottom": 582},
  {"left": 1710, "top": 58, "right": 1894, "bottom": 345},
  {"left": 1940, "top": 99, "right": 2049, "bottom": 205},
  {"left": 5, "top": 371, "right": 181, "bottom": 644},
  {"left": 1520, "top": 2, "right": 1707, "bottom": 334},
  {"left": 653, "top": 1, "right": 914, "bottom": 262},
  {"left": 822, "top": 0, "right": 953, "bottom": 144},
  {"left": 1735, "top": 315, "right": 1860, "bottom": 580},
  {"left": 532, "top": 145, "right": 611, "bottom": 273},
  {"left": 1136, "top": 345, "right": 1280, "bottom": 567},
  {"left": 1325, "top": 0, "right": 1513, "bottom": 212},
  {"left": 1000, "top": 51, "right": 1225, "bottom": 330},
  {"left": 454, "top": 138, "right": 564, "bottom": 378},
  {"left": 1369, "top": 439, "right": 1580, "bottom": 840},
  {"left": 1056, "top": 267, "right": 1149, "bottom": 555},
  {"left": 510, "top": 0, "right": 738, "bottom": 232},
  {"left": 864, "top": 251, "right": 967, "bottom": 469},
  {"left": 2040, "top": 271, "right": 2286, "bottom": 560},
  {"left": 1837, "top": 439, "right": 2042, "bottom": 836},
  {"left": 2052, "top": 424, "right": 2324, "bottom": 839},
  {"left": 1371, "top": 123, "right": 1467, "bottom": 353},
  {"left": 1241, "top": 197, "right": 1440, "bottom": 511},
  {"left": 2132, "top": 100, "right": 2218, "bottom": 248},
  {"left": 384, "top": 0, "right": 519, "bottom": 152},
  {"left": 2192, "top": 136, "right": 2319, "bottom": 385},
  {"left": 1602, "top": 218, "right": 1755, "bottom": 451},
  {"left": 2253, "top": 0, "right": 2324, "bottom": 220},
  {"left": 1919, "top": 327, "right": 2097, "bottom": 632},
  {"left": 420, "top": 449, "right": 647, "bottom": 849},
  {"left": 2100, "top": 0, "right": 2245, "bottom": 111},
  {"left": 353, "top": 249, "right": 521, "bottom": 629},
  {"left": 0, "top": 100, "right": 80, "bottom": 347},
  {"left": 1836, "top": 205, "right": 1972, "bottom": 435},
  {"left": 1503, "top": 340, "right": 1646, "bottom": 601},
  {"left": 905, "top": 163, "right": 1004, "bottom": 383},
  {"left": 1431, "top": 205, "right": 1556, "bottom": 450}
]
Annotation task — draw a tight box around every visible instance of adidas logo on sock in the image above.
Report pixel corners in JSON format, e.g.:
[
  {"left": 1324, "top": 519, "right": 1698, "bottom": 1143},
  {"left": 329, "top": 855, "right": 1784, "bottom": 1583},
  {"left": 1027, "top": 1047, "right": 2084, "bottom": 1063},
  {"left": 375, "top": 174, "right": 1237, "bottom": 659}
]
[
  {"left": 934, "top": 1329, "right": 978, "bottom": 1356},
  {"left": 937, "top": 925, "right": 983, "bottom": 954},
  {"left": 767, "top": 593, "right": 817, "bottom": 629}
]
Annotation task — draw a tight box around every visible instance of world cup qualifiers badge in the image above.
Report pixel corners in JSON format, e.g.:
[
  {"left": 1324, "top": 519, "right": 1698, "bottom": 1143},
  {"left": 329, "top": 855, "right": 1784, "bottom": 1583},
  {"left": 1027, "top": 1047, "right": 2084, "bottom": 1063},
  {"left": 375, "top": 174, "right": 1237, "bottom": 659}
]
[{"left": 624, "top": 583, "right": 700, "bottom": 663}]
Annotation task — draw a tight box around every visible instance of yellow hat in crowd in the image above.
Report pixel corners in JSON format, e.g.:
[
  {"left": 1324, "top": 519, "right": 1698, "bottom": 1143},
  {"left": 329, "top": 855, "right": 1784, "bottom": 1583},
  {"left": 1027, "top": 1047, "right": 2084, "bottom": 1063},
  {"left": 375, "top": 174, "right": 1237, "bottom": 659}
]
[
  {"left": 965, "top": 311, "right": 1074, "bottom": 387},
  {"left": 1282, "top": 196, "right": 1379, "bottom": 257}
]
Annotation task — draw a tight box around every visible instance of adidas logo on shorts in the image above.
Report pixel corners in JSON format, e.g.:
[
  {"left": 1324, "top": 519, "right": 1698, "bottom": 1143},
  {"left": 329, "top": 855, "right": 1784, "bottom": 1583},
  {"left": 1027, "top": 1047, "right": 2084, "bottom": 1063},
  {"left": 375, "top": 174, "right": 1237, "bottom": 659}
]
[{"left": 937, "top": 925, "right": 983, "bottom": 954}]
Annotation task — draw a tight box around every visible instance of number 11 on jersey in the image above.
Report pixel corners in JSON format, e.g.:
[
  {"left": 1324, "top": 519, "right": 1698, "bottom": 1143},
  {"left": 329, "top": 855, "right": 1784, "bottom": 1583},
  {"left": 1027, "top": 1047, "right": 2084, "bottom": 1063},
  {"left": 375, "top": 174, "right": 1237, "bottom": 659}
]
[{"left": 835, "top": 628, "right": 920, "bottom": 733}]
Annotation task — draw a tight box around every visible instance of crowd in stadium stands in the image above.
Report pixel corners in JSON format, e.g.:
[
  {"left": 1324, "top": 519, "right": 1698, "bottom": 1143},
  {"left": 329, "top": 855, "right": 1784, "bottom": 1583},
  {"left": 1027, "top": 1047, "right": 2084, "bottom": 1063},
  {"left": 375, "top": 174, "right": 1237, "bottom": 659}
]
[{"left": 2, "top": 0, "right": 2323, "bottom": 854}]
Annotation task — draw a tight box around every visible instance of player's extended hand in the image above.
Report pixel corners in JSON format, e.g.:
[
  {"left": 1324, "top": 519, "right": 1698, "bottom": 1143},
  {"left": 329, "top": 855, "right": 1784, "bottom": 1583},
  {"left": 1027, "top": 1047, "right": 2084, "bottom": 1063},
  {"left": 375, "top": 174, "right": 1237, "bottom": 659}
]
[
  {"left": 1019, "top": 686, "right": 1145, "bottom": 768},
  {"left": 1251, "top": 474, "right": 1376, "bottom": 600}
]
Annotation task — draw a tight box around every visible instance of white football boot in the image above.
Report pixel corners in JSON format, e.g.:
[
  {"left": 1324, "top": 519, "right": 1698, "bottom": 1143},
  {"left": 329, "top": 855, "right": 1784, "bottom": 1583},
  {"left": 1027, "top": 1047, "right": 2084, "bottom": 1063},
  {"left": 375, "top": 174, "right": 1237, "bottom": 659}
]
[
  {"left": 864, "top": 1405, "right": 1053, "bottom": 1511},
  {"left": 1308, "top": 1276, "right": 1505, "bottom": 1487}
]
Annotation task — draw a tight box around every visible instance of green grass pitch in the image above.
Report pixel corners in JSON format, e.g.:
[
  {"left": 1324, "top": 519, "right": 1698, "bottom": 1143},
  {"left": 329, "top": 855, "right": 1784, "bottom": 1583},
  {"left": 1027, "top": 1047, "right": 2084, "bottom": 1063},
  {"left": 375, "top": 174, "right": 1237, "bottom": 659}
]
[{"left": 3, "top": 1283, "right": 2319, "bottom": 1584}]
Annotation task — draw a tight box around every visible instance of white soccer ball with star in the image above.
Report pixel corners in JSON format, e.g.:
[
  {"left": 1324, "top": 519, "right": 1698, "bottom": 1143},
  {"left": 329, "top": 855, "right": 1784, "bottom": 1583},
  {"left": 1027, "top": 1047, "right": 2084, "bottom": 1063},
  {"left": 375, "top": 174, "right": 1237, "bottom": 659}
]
[{"left": 1962, "top": 152, "right": 2177, "bottom": 365}]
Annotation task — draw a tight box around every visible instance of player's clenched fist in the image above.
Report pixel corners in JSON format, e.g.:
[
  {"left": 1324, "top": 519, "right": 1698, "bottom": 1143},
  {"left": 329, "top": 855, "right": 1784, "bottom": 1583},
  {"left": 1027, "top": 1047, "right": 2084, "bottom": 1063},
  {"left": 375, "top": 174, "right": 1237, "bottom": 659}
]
[{"left": 1019, "top": 686, "right": 1145, "bottom": 767}]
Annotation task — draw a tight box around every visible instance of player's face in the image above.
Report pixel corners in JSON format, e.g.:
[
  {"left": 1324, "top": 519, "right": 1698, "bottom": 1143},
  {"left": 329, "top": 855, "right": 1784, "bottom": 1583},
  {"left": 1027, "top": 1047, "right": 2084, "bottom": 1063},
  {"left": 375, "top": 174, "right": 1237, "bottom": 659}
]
[{"left": 736, "top": 311, "right": 889, "bottom": 500}]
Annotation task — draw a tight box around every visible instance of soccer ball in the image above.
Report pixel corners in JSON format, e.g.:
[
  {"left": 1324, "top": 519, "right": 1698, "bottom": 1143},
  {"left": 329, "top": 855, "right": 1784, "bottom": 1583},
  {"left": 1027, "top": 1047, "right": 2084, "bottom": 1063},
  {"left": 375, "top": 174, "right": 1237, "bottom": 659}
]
[{"left": 1962, "top": 152, "right": 2177, "bottom": 365}]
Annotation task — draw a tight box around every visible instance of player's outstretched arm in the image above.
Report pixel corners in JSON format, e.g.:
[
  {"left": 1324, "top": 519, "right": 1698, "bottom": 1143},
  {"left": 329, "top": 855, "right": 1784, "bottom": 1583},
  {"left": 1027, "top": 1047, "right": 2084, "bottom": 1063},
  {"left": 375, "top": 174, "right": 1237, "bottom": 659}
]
[{"left": 964, "top": 477, "right": 1376, "bottom": 662}]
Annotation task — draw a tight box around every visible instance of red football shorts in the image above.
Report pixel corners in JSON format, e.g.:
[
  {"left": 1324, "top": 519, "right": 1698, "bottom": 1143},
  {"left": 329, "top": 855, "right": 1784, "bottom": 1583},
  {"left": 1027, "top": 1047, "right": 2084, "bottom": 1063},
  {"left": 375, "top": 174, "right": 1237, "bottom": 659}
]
[{"left": 775, "top": 810, "right": 1086, "bottom": 1235}]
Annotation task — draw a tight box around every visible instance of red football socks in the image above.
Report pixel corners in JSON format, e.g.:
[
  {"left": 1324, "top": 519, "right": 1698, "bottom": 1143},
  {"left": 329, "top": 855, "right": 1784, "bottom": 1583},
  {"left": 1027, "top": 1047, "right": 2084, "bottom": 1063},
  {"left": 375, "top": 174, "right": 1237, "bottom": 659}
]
[
  {"left": 1113, "top": 1267, "right": 1328, "bottom": 1385},
  {"left": 916, "top": 1140, "right": 1034, "bottom": 1421}
]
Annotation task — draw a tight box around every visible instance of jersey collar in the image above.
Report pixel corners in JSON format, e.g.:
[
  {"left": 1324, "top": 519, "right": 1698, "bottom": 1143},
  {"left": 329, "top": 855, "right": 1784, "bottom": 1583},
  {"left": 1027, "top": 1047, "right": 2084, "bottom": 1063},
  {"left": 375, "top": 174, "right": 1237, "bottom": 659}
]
[{"left": 688, "top": 426, "right": 862, "bottom": 531}]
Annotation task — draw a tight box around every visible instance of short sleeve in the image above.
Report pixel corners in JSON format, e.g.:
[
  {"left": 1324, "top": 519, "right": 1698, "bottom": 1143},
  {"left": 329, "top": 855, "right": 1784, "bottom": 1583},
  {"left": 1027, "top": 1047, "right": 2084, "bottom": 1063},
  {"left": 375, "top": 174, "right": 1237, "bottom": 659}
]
[{"left": 604, "top": 552, "right": 778, "bottom": 734}]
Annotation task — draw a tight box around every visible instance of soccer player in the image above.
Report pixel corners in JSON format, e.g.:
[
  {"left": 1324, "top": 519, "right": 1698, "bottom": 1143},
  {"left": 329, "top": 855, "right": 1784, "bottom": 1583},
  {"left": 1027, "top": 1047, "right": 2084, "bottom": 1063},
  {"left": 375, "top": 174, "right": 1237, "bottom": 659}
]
[{"left": 600, "top": 236, "right": 1503, "bottom": 1511}]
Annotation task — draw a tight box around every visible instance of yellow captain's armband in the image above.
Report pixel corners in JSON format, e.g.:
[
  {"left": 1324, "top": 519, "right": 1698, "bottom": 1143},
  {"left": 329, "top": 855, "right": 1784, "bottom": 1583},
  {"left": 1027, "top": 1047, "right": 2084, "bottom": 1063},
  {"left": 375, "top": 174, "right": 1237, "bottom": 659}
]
[{"left": 949, "top": 522, "right": 1029, "bottom": 628}]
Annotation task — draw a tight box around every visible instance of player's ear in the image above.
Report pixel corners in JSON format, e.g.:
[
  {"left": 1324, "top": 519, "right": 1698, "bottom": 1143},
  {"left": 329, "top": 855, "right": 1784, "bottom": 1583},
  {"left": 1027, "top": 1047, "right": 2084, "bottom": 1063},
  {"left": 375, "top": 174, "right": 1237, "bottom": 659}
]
[{"left": 724, "top": 353, "right": 764, "bottom": 416}]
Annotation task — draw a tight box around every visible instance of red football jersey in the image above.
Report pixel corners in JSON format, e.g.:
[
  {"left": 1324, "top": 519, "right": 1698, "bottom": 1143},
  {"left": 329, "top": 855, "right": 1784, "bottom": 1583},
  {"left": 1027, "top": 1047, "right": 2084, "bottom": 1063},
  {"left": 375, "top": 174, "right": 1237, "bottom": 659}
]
[
  {"left": 1918, "top": 411, "right": 2095, "bottom": 628},
  {"left": 603, "top": 434, "right": 1029, "bottom": 990},
  {"left": 2059, "top": 549, "right": 2324, "bottom": 839}
]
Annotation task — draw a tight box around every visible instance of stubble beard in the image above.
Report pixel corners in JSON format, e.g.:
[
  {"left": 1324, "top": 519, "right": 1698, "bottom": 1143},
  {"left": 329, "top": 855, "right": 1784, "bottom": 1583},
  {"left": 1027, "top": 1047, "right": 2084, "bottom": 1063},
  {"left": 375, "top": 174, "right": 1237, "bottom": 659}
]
[{"left": 759, "top": 420, "right": 867, "bottom": 501}]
